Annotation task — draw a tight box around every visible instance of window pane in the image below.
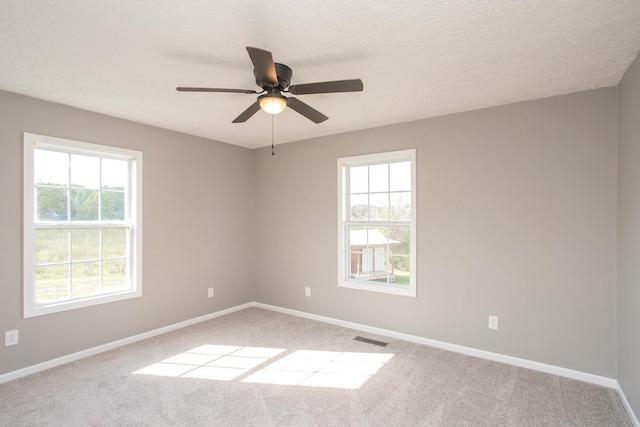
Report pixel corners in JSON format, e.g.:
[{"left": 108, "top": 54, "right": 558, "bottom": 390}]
[
  {"left": 390, "top": 192, "right": 411, "bottom": 221},
  {"left": 35, "top": 264, "right": 69, "bottom": 303},
  {"left": 103, "top": 227, "right": 127, "bottom": 258},
  {"left": 389, "top": 256, "right": 410, "bottom": 286},
  {"left": 101, "top": 191, "right": 125, "bottom": 221},
  {"left": 70, "top": 189, "right": 99, "bottom": 221},
  {"left": 36, "top": 229, "right": 69, "bottom": 264},
  {"left": 361, "top": 249, "right": 394, "bottom": 283},
  {"left": 369, "top": 164, "right": 388, "bottom": 193},
  {"left": 369, "top": 193, "right": 389, "bottom": 221},
  {"left": 102, "top": 158, "right": 128, "bottom": 189},
  {"left": 349, "top": 251, "right": 363, "bottom": 278},
  {"left": 350, "top": 194, "right": 368, "bottom": 221},
  {"left": 349, "top": 166, "right": 368, "bottom": 194},
  {"left": 349, "top": 226, "right": 393, "bottom": 280},
  {"left": 71, "top": 229, "right": 100, "bottom": 261},
  {"left": 348, "top": 225, "right": 367, "bottom": 278},
  {"left": 34, "top": 150, "right": 68, "bottom": 186},
  {"left": 71, "top": 262, "right": 100, "bottom": 297},
  {"left": 390, "top": 161, "right": 411, "bottom": 191},
  {"left": 368, "top": 226, "right": 390, "bottom": 246},
  {"left": 348, "top": 225, "right": 368, "bottom": 249},
  {"left": 389, "top": 226, "right": 410, "bottom": 256},
  {"left": 70, "top": 154, "right": 100, "bottom": 189},
  {"left": 362, "top": 247, "right": 375, "bottom": 274},
  {"left": 103, "top": 259, "right": 128, "bottom": 292},
  {"left": 349, "top": 226, "right": 390, "bottom": 247},
  {"left": 36, "top": 187, "right": 68, "bottom": 221}
]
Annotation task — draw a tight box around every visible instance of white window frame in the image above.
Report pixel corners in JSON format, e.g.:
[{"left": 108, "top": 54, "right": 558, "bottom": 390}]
[
  {"left": 337, "top": 149, "right": 417, "bottom": 297},
  {"left": 23, "top": 133, "right": 143, "bottom": 318}
]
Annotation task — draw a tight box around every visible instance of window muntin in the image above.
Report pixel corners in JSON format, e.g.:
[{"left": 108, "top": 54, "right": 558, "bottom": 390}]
[
  {"left": 24, "top": 133, "right": 142, "bottom": 318},
  {"left": 338, "top": 149, "right": 416, "bottom": 297}
]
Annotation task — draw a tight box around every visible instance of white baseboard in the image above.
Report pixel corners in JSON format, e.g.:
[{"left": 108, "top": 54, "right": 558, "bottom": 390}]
[
  {"left": 0, "top": 302, "right": 253, "bottom": 385},
  {"left": 255, "top": 303, "right": 640, "bottom": 424},
  {"left": 1, "top": 300, "right": 635, "bottom": 425},
  {"left": 616, "top": 382, "right": 640, "bottom": 427},
  {"left": 253, "top": 302, "right": 618, "bottom": 388}
]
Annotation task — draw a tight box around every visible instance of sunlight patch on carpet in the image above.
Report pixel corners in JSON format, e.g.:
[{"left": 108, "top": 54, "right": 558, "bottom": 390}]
[{"left": 133, "top": 345, "right": 393, "bottom": 389}]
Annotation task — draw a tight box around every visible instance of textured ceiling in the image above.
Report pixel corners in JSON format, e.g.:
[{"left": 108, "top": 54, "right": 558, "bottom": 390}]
[{"left": 1, "top": 1, "right": 640, "bottom": 149}]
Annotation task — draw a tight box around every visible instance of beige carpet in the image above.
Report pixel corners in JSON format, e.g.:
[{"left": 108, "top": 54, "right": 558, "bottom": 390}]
[{"left": 0, "top": 307, "right": 632, "bottom": 426}]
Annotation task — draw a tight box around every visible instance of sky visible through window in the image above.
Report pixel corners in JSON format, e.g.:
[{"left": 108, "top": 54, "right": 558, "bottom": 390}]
[
  {"left": 34, "top": 149, "right": 127, "bottom": 189},
  {"left": 349, "top": 160, "right": 411, "bottom": 196}
]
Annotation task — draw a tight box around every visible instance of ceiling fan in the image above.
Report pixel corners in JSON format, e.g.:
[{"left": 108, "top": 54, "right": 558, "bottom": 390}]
[{"left": 177, "top": 46, "right": 363, "bottom": 124}]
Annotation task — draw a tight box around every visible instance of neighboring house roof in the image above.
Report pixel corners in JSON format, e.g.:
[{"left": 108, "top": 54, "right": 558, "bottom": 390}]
[{"left": 350, "top": 229, "right": 400, "bottom": 246}]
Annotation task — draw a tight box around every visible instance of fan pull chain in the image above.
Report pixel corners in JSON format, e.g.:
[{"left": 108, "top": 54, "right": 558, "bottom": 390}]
[{"left": 271, "top": 114, "right": 275, "bottom": 156}]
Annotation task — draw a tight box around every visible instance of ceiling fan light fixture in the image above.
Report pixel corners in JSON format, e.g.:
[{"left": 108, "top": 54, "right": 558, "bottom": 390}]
[{"left": 259, "top": 94, "right": 287, "bottom": 114}]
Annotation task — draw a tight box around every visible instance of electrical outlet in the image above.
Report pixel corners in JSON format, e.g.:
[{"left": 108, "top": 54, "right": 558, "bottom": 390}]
[
  {"left": 488, "top": 315, "right": 499, "bottom": 330},
  {"left": 305, "top": 287, "right": 311, "bottom": 297},
  {"left": 208, "top": 287, "right": 214, "bottom": 298},
  {"left": 5, "top": 330, "right": 19, "bottom": 346}
]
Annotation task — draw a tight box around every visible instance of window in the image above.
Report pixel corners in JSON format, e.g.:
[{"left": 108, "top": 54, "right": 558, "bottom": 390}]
[
  {"left": 23, "top": 133, "right": 142, "bottom": 318},
  {"left": 337, "top": 149, "right": 416, "bottom": 297}
]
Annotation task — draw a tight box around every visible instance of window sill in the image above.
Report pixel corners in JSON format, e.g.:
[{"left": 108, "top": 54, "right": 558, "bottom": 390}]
[
  {"left": 24, "top": 288, "right": 141, "bottom": 318},
  {"left": 338, "top": 280, "right": 416, "bottom": 297}
]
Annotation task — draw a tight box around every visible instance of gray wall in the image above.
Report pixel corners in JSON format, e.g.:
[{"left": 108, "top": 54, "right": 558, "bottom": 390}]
[
  {"left": 0, "top": 83, "right": 626, "bottom": 386},
  {"left": 254, "top": 88, "right": 618, "bottom": 377},
  {"left": 0, "top": 90, "right": 254, "bottom": 375},
  {"left": 618, "top": 52, "right": 640, "bottom": 416}
]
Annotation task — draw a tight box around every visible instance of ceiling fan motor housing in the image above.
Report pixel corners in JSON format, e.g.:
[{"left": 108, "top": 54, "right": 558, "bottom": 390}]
[{"left": 255, "top": 63, "right": 292, "bottom": 89}]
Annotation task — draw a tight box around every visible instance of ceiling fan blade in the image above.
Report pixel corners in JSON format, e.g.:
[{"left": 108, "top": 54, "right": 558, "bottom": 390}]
[
  {"left": 287, "top": 97, "right": 328, "bottom": 123},
  {"left": 246, "top": 46, "right": 278, "bottom": 86},
  {"left": 288, "top": 79, "right": 363, "bottom": 95},
  {"left": 177, "top": 87, "right": 258, "bottom": 94},
  {"left": 232, "top": 101, "right": 261, "bottom": 123}
]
